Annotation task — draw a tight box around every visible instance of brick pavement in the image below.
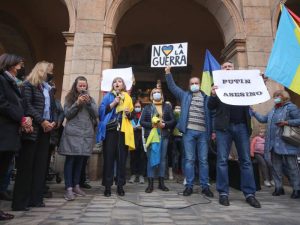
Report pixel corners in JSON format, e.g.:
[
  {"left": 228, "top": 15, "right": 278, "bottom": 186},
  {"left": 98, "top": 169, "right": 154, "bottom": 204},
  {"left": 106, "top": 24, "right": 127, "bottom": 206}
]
[{"left": 0, "top": 181, "right": 299, "bottom": 225}]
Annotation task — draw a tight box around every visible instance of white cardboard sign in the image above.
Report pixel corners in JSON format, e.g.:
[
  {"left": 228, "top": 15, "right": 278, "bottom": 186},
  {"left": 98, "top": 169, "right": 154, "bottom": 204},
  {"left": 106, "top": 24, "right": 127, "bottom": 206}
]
[
  {"left": 101, "top": 67, "right": 134, "bottom": 92},
  {"left": 151, "top": 42, "right": 188, "bottom": 67},
  {"left": 212, "top": 70, "right": 270, "bottom": 105}
]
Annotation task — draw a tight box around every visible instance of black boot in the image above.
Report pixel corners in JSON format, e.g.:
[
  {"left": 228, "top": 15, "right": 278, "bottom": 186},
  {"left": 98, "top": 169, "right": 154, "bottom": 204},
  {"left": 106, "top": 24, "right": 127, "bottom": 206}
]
[
  {"left": 145, "top": 178, "right": 154, "bottom": 193},
  {"left": 272, "top": 188, "right": 285, "bottom": 196},
  {"left": 104, "top": 186, "right": 111, "bottom": 197},
  {"left": 158, "top": 177, "right": 169, "bottom": 191}
]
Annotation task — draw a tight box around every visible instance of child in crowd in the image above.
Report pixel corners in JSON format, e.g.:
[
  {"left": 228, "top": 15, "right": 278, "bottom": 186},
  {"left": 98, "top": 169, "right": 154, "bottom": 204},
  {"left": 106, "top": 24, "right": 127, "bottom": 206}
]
[{"left": 250, "top": 128, "right": 273, "bottom": 187}]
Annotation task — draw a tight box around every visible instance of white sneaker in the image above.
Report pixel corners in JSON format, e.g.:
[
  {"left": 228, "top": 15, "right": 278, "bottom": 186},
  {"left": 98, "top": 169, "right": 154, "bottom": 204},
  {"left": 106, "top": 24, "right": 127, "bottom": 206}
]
[
  {"left": 270, "top": 180, "right": 275, "bottom": 186},
  {"left": 264, "top": 180, "right": 272, "bottom": 187},
  {"left": 168, "top": 168, "right": 174, "bottom": 180},
  {"left": 183, "top": 178, "right": 187, "bottom": 185},
  {"left": 73, "top": 186, "right": 86, "bottom": 196},
  {"left": 64, "top": 190, "right": 75, "bottom": 201},
  {"left": 129, "top": 175, "right": 136, "bottom": 183},
  {"left": 139, "top": 175, "right": 145, "bottom": 184}
]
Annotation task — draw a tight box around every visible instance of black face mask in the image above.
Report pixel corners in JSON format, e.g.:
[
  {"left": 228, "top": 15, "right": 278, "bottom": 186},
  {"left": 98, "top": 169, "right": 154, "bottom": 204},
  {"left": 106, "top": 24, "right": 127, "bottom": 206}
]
[
  {"left": 16, "top": 67, "right": 26, "bottom": 80},
  {"left": 47, "top": 73, "right": 54, "bottom": 82}
]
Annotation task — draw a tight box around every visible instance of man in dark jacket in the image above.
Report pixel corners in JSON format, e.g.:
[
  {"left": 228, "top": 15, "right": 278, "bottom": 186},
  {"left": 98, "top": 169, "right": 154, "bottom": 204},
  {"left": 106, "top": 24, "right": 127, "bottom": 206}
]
[
  {"left": 165, "top": 66, "right": 213, "bottom": 197},
  {"left": 208, "top": 61, "right": 261, "bottom": 208}
]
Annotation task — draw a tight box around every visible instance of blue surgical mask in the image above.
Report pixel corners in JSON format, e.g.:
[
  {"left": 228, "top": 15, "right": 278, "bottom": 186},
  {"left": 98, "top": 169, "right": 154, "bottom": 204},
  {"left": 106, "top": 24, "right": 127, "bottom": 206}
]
[
  {"left": 190, "top": 84, "right": 200, "bottom": 92},
  {"left": 135, "top": 107, "right": 141, "bottom": 113},
  {"left": 274, "top": 97, "right": 282, "bottom": 104},
  {"left": 153, "top": 92, "right": 161, "bottom": 101}
]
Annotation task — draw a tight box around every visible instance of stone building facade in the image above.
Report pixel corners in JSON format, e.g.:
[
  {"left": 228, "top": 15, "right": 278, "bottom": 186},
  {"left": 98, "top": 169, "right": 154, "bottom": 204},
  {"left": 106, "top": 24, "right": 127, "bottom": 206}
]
[{"left": 0, "top": 0, "right": 299, "bottom": 179}]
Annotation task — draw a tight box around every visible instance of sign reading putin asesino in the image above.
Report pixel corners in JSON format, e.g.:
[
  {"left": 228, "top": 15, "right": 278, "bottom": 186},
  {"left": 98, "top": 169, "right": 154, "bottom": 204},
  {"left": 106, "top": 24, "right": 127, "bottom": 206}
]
[
  {"left": 151, "top": 42, "right": 188, "bottom": 68},
  {"left": 212, "top": 70, "right": 270, "bottom": 106}
]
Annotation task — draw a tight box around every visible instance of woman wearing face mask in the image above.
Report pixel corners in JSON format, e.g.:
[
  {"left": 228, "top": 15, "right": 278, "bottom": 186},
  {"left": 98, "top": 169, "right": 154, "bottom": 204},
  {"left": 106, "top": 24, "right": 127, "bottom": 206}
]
[
  {"left": 12, "top": 61, "right": 57, "bottom": 211},
  {"left": 97, "top": 77, "right": 134, "bottom": 197},
  {"left": 251, "top": 90, "right": 300, "bottom": 199},
  {"left": 128, "top": 100, "right": 146, "bottom": 184},
  {"left": 58, "top": 76, "right": 97, "bottom": 201},
  {"left": 0, "top": 53, "right": 32, "bottom": 220},
  {"left": 140, "top": 88, "right": 176, "bottom": 193}
]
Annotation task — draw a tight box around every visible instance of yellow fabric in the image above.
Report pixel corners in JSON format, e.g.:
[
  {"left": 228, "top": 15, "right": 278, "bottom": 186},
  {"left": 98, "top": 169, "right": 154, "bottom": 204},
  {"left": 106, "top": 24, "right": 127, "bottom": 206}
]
[
  {"left": 116, "top": 92, "right": 135, "bottom": 150},
  {"left": 153, "top": 101, "right": 163, "bottom": 119},
  {"left": 146, "top": 128, "right": 160, "bottom": 148}
]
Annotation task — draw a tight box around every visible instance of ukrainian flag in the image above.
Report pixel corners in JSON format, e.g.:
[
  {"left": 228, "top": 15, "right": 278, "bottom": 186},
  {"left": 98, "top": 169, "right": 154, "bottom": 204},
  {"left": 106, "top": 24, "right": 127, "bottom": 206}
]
[
  {"left": 265, "top": 5, "right": 300, "bottom": 95},
  {"left": 200, "top": 49, "right": 221, "bottom": 96}
]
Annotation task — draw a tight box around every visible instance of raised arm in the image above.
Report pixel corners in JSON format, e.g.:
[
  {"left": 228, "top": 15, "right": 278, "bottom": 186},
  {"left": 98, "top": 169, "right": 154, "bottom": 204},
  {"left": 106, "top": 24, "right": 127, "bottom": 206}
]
[{"left": 165, "top": 67, "right": 185, "bottom": 101}]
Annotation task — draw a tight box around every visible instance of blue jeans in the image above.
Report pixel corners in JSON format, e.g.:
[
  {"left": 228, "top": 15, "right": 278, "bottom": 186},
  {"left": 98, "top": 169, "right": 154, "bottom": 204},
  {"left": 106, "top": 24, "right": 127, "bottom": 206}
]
[
  {"left": 147, "top": 136, "right": 168, "bottom": 178},
  {"left": 183, "top": 129, "right": 209, "bottom": 189},
  {"left": 271, "top": 152, "right": 300, "bottom": 191},
  {"left": 64, "top": 155, "right": 84, "bottom": 188},
  {"left": 216, "top": 123, "right": 256, "bottom": 197}
]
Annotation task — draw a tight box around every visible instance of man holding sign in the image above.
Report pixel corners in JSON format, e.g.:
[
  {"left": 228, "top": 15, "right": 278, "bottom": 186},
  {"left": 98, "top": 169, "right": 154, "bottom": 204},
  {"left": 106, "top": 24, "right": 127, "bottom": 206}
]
[
  {"left": 165, "top": 66, "right": 213, "bottom": 198},
  {"left": 208, "top": 61, "right": 261, "bottom": 208}
]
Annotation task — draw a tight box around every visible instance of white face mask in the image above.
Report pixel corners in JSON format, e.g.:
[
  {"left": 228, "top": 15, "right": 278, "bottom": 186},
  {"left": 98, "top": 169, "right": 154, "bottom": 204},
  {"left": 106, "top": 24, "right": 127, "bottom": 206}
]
[
  {"left": 153, "top": 92, "right": 161, "bottom": 101},
  {"left": 135, "top": 107, "right": 141, "bottom": 113},
  {"left": 190, "top": 84, "right": 200, "bottom": 92}
]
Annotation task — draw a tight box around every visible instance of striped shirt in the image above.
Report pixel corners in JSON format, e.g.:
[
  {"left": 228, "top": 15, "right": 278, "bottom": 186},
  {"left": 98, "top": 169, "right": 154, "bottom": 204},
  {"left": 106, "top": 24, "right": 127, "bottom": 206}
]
[{"left": 187, "top": 92, "right": 206, "bottom": 131}]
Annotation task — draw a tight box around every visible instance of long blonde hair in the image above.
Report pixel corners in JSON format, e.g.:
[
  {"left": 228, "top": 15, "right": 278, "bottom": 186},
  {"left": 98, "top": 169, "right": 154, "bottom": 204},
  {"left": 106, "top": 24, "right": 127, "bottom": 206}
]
[{"left": 26, "top": 61, "right": 49, "bottom": 86}]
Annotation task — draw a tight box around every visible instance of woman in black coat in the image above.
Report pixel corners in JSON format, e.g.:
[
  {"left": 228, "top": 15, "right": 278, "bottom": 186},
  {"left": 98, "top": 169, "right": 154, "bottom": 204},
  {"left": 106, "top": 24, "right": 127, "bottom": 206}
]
[
  {"left": 12, "top": 61, "right": 57, "bottom": 211},
  {"left": 0, "top": 53, "right": 32, "bottom": 220}
]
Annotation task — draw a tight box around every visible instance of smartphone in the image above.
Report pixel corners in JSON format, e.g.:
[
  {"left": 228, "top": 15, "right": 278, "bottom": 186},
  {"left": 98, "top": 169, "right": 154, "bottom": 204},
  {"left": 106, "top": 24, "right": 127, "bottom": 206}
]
[{"left": 80, "top": 90, "right": 88, "bottom": 96}]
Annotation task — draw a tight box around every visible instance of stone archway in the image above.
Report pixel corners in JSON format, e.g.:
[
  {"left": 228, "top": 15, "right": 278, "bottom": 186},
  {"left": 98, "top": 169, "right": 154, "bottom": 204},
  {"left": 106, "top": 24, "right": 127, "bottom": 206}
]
[{"left": 103, "top": 0, "right": 247, "bottom": 70}]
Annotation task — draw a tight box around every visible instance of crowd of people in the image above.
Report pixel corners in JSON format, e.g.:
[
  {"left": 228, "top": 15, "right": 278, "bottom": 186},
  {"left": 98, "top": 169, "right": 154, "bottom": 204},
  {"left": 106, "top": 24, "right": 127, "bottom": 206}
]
[{"left": 1, "top": 52, "right": 300, "bottom": 221}]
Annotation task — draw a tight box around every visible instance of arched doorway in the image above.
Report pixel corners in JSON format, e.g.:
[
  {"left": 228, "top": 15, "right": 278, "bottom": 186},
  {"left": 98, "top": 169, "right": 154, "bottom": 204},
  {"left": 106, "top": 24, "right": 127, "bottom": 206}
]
[
  {"left": 0, "top": 0, "right": 69, "bottom": 97},
  {"left": 109, "top": 0, "right": 227, "bottom": 104}
]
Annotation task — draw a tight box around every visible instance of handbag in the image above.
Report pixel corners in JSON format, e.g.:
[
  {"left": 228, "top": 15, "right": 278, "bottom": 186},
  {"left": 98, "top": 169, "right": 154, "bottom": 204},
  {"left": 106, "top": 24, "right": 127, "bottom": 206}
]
[
  {"left": 282, "top": 126, "right": 300, "bottom": 146},
  {"left": 106, "top": 118, "right": 119, "bottom": 131}
]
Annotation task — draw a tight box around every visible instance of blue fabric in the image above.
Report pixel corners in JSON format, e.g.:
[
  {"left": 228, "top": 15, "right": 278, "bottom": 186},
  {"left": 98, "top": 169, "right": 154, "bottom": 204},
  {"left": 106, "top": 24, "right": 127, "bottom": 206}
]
[
  {"left": 253, "top": 102, "right": 300, "bottom": 156},
  {"left": 216, "top": 123, "right": 256, "bottom": 196},
  {"left": 265, "top": 6, "right": 300, "bottom": 93},
  {"left": 147, "top": 136, "right": 169, "bottom": 178},
  {"left": 165, "top": 73, "right": 212, "bottom": 137},
  {"left": 42, "top": 82, "right": 51, "bottom": 120},
  {"left": 150, "top": 142, "right": 160, "bottom": 167},
  {"left": 183, "top": 129, "right": 209, "bottom": 189},
  {"left": 96, "top": 93, "right": 115, "bottom": 142},
  {"left": 203, "top": 49, "right": 221, "bottom": 71}
]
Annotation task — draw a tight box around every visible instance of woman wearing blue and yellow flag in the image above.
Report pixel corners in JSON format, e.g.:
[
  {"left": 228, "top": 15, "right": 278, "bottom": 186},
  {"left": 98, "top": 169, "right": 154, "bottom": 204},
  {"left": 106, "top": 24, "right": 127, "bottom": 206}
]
[
  {"left": 141, "top": 88, "right": 176, "bottom": 193},
  {"left": 97, "top": 77, "right": 134, "bottom": 197}
]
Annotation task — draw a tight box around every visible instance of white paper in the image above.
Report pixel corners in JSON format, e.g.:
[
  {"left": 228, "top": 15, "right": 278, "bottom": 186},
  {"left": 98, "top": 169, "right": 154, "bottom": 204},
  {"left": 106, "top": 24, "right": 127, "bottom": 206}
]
[
  {"left": 151, "top": 42, "right": 188, "bottom": 67},
  {"left": 101, "top": 67, "right": 134, "bottom": 92},
  {"left": 212, "top": 70, "right": 270, "bottom": 106}
]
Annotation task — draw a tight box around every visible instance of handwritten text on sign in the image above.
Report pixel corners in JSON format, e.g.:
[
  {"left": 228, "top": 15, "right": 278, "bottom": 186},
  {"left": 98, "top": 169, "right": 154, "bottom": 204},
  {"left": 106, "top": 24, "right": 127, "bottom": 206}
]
[
  {"left": 151, "top": 42, "right": 188, "bottom": 68},
  {"left": 212, "top": 70, "right": 270, "bottom": 105}
]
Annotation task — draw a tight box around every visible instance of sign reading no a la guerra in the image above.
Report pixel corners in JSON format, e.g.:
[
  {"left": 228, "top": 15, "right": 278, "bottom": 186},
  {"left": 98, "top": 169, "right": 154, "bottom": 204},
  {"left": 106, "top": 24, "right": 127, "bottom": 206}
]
[{"left": 151, "top": 42, "right": 188, "bottom": 68}]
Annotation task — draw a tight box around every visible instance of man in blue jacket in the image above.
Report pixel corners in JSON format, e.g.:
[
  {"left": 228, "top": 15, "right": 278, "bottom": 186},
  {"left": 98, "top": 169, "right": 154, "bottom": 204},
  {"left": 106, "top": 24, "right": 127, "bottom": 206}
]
[
  {"left": 208, "top": 61, "right": 261, "bottom": 208},
  {"left": 165, "top": 66, "right": 213, "bottom": 197}
]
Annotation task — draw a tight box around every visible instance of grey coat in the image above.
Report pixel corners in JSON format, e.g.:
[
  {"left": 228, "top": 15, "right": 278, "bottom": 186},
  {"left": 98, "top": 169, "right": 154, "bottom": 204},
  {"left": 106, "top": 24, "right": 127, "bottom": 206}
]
[{"left": 58, "top": 98, "right": 98, "bottom": 156}]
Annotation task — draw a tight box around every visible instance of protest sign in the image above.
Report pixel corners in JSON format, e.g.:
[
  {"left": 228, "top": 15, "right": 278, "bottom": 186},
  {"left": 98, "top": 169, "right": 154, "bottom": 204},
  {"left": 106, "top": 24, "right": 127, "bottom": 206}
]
[
  {"left": 151, "top": 42, "right": 188, "bottom": 67},
  {"left": 101, "top": 67, "right": 134, "bottom": 92},
  {"left": 212, "top": 70, "right": 270, "bottom": 105}
]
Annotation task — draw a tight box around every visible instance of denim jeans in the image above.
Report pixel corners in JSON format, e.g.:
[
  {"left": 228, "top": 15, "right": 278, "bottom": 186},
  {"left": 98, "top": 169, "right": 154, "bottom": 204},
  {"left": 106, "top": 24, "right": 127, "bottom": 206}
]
[
  {"left": 271, "top": 151, "right": 300, "bottom": 191},
  {"left": 147, "top": 136, "right": 168, "bottom": 178},
  {"left": 64, "top": 155, "right": 84, "bottom": 188},
  {"left": 216, "top": 123, "right": 256, "bottom": 197},
  {"left": 183, "top": 129, "right": 209, "bottom": 189}
]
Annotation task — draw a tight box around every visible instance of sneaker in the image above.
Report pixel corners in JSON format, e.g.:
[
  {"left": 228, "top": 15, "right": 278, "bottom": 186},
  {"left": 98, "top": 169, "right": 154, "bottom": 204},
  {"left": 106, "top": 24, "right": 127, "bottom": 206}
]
[
  {"left": 139, "top": 175, "right": 145, "bottom": 184},
  {"left": 73, "top": 186, "right": 86, "bottom": 197},
  {"left": 219, "top": 195, "right": 230, "bottom": 206},
  {"left": 168, "top": 168, "right": 174, "bottom": 180},
  {"left": 270, "top": 180, "right": 275, "bottom": 186},
  {"left": 129, "top": 175, "right": 136, "bottom": 183},
  {"left": 264, "top": 180, "right": 272, "bottom": 187},
  {"left": 80, "top": 183, "right": 92, "bottom": 189},
  {"left": 64, "top": 190, "right": 75, "bottom": 201},
  {"left": 183, "top": 178, "right": 187, "bottom": 185}
]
